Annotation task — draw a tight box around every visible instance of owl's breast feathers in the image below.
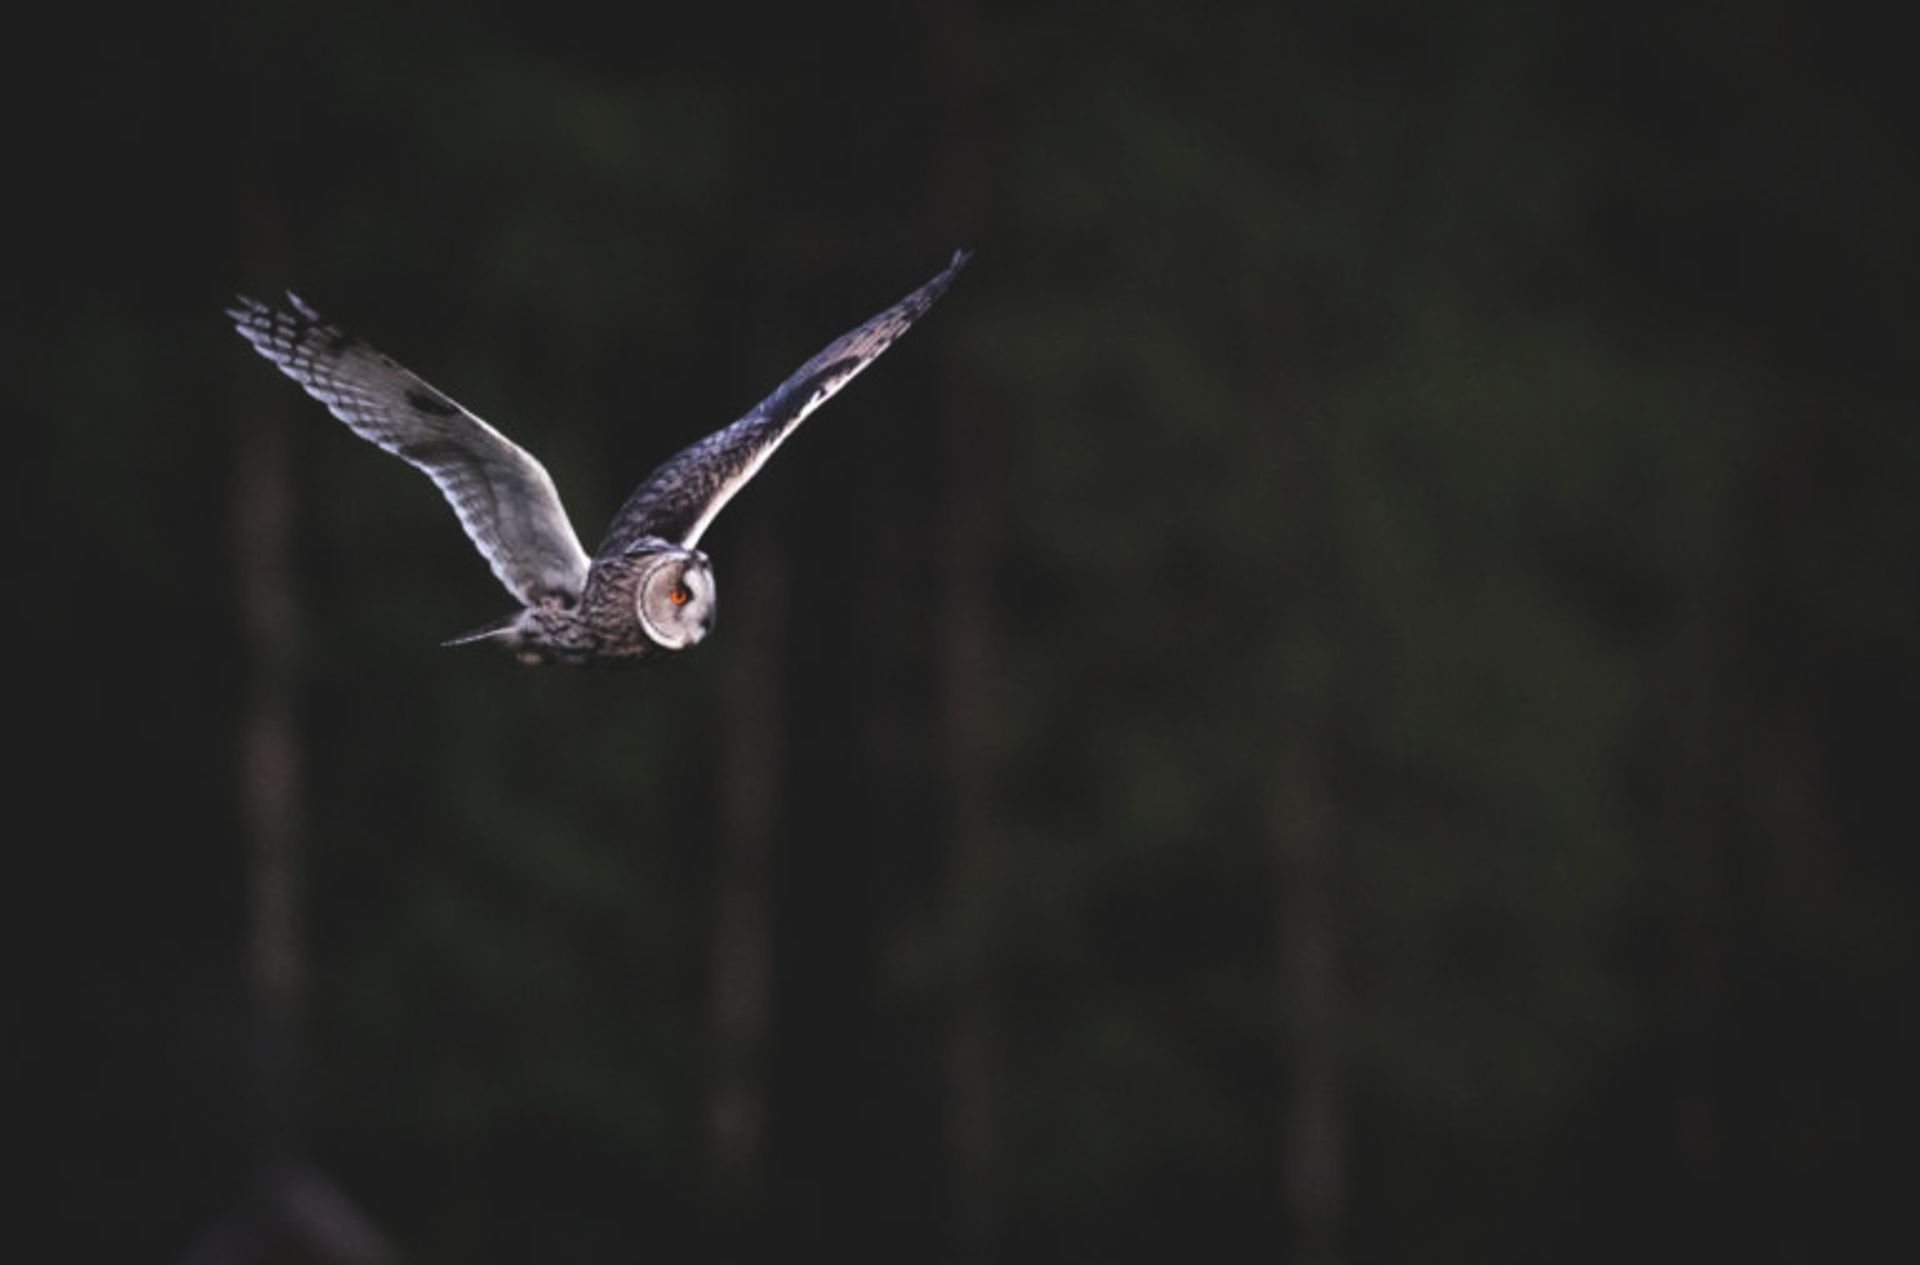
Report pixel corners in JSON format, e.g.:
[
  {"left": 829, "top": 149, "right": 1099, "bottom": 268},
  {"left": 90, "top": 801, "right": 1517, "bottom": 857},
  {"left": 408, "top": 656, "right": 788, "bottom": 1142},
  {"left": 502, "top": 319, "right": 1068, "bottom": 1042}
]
[{"left": 566, "top": 552, "right": 670, "bottom": 663}]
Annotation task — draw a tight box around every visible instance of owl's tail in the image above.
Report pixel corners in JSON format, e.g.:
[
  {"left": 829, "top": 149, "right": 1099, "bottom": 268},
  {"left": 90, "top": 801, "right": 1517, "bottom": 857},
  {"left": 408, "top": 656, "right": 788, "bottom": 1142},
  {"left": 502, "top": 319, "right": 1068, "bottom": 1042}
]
[{"left": 441, "top": 612, "right": 523, "bottom": 649}]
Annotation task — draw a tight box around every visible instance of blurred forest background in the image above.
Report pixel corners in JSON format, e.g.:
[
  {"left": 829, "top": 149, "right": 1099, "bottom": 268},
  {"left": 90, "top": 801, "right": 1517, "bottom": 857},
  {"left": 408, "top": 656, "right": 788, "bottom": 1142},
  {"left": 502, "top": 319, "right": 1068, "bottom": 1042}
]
[{"left": 12, "top": 1, "right": 1917, "bottom": 1261}]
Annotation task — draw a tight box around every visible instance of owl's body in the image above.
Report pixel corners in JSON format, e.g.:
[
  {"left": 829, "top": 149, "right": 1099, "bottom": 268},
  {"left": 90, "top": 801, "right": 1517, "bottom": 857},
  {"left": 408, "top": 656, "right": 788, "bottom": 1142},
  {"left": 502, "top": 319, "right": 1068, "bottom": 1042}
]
[
  {"left": 467, "top": 542, "right": 713, "bottom": 667},
  {"left": 229, "top": 253, "right": 968, "bottom": 666}
]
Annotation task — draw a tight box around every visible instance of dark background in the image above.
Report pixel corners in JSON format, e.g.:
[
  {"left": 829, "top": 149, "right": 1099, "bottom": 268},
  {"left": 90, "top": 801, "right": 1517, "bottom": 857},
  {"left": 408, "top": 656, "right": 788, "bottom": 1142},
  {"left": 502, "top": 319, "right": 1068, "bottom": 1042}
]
[{"left": 14, "top": 2, "right": 1917, "bottom": 1261}]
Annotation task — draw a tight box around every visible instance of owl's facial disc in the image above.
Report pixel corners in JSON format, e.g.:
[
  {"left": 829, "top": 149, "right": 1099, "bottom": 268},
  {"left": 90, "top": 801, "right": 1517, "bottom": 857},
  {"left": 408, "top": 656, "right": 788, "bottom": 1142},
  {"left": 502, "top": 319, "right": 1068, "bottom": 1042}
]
[{"left": 636, "top": 551, "right": 715, "bottom": 650}]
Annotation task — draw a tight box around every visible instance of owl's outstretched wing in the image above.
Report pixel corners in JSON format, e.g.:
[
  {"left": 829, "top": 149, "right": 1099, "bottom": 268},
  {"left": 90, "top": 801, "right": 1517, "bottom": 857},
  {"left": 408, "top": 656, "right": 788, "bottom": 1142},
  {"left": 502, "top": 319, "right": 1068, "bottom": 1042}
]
[
  {"left": 598, "top": 250, "right": 971, "bottom": 556},
  {"left": 229, "top": 294, "right": 593, "bottom": 605}
]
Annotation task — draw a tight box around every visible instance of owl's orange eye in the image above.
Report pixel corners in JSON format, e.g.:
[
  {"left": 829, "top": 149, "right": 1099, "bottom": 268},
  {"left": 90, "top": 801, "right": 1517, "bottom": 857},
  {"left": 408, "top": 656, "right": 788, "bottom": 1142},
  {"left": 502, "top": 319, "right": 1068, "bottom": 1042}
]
[{"left": 669, "top": 583, "right": 691, "bottom": 606}]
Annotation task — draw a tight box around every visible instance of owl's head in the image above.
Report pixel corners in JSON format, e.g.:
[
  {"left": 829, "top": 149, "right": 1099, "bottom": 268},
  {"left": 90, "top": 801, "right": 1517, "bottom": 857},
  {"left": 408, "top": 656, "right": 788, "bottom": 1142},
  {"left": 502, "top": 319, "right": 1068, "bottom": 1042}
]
[{"left": 634, "top": 548, "right": 716, "bottom": 650}]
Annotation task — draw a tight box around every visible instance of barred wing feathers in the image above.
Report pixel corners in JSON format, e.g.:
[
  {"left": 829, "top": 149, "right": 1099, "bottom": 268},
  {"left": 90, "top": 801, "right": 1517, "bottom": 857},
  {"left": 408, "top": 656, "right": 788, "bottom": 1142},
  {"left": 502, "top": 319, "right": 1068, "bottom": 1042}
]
[
  {"left": 228, "top": 294, "right": 592, "bottom": 604},
  {"left": 598, "top": 250, "right": 971, "bottom": 555}
]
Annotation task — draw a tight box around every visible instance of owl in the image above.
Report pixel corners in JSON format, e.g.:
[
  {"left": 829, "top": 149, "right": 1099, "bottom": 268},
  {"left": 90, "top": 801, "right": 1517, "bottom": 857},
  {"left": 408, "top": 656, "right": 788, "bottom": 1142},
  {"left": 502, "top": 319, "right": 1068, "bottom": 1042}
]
[{"left": 230, "top": 252, "right": 969, "bottom": 666}]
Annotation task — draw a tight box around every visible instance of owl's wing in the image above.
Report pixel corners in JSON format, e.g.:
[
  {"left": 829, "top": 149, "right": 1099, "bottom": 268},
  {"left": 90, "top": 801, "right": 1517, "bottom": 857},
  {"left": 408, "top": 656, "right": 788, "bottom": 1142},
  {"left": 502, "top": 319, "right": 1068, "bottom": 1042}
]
[
  {"left": 229, "top": 294, "right": 593, "bottom": 605},
  {"left": 598, "top": 250, "right": 970, "bottom": 555}
]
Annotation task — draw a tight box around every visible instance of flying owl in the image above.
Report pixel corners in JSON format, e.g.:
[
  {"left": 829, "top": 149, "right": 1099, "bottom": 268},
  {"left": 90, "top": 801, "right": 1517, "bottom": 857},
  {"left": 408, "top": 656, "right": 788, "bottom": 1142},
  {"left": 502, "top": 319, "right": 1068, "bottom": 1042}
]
[{"left": 229, "top": 251, "right": 969, "bottom": 666}]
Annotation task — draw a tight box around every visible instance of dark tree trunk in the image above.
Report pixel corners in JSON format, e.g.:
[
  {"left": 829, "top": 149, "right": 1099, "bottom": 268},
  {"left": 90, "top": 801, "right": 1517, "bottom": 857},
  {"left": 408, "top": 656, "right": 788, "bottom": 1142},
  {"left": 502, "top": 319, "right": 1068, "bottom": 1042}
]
[
  {"left": 923, "top": 2, "right": 999, "bottom": 1252},
  {"left": 1667, "top": 546, "right": 1734, "bottom": 1218},
  {"left": 1277, "top": 736, "right": 1345, "bottom": 1265},
  {"left": 706, "top": 516, "right": 784, "bottom": 1242},
  {"left": 186, "top": 198, "right": 393, "bottom": 1265},
  {"left": 939, "top": 421, "right": 1000, "bottom": 1264},
  {"left": 233, "top": 217, "right": 306, "bottom": 1184}
]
